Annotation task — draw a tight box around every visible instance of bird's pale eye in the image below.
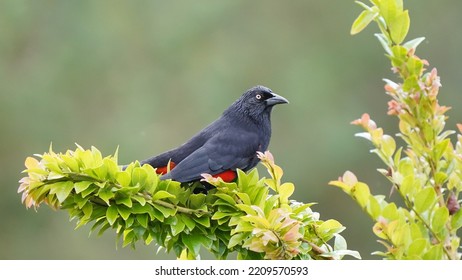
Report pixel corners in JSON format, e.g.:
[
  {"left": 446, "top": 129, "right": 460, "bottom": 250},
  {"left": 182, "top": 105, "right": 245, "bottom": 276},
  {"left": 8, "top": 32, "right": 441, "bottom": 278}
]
[{"left": 256, "top": 94, "right": 262, "bottom": 100}]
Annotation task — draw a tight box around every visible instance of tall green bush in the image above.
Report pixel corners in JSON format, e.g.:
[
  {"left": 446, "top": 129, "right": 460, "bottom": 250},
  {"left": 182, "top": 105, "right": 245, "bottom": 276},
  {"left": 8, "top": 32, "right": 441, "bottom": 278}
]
[{"left": 330, "top": 0, "right": 461, "bottom": 259}]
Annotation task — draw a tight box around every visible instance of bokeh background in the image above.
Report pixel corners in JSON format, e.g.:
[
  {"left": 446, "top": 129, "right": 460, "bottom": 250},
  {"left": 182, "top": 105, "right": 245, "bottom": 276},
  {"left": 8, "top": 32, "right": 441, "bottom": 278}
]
[{"left": 1, "top": 0, "right": 461, "bottom": 259}]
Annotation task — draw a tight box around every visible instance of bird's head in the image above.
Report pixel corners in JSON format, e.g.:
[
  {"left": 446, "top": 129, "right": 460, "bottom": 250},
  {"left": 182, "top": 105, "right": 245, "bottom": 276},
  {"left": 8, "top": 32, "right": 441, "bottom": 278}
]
[{"left": 226, "top": 85, "right": 289, "bottom": 120}]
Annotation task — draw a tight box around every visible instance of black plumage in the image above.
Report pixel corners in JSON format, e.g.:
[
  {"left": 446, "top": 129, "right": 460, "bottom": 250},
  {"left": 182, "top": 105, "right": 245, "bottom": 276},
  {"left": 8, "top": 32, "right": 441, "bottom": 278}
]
[{"left": 137, "top": 85, "right": 288, "bottom": 183}]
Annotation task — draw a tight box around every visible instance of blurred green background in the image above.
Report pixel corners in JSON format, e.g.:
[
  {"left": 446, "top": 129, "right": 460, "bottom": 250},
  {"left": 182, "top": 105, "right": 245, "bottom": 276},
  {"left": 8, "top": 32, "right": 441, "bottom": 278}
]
[{"left": 1, "top": 0, "right": 461, "bottom": 259}]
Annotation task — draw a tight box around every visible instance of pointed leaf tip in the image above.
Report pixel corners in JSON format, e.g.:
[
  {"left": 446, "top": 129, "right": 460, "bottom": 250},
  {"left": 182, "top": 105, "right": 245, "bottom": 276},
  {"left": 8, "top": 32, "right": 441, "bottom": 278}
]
[{"left": 351, "top": 9, "right": 378, "bottom": 35}]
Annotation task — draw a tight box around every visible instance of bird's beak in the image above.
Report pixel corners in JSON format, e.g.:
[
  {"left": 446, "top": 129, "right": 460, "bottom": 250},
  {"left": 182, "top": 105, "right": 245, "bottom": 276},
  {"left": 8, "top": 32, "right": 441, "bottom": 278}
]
[{"left": 266, "top": 93, "right": 289, "bottom": 106}]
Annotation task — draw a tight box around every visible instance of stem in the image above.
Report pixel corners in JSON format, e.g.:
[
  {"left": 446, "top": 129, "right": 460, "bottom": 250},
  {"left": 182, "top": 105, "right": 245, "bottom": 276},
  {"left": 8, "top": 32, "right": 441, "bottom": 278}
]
[
  {"left": 152, "top": 199, "right": 210, "bottom": 216},
  {"left": 43, "top": 171, "right": 210, "bottom": 216},
  {"left": 301, "top": 238, "right": 334, "bottom": 260}
]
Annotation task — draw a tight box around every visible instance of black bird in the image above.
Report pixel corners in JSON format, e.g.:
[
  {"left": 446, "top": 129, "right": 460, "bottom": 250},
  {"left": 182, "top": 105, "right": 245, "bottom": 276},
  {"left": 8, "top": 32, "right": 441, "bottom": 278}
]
[{"left": 135, "top": 85, "right": 288, "bottom": 183}]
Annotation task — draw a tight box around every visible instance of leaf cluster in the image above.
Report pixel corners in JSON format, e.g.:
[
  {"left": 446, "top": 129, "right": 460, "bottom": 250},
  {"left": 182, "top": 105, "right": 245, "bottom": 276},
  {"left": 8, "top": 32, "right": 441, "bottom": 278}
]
[
  {"left": 19, "top": 145, "right": 360, "bottom": 260},
  {"left": 331, "top": 0, "right": 462, "bottom": 259}
]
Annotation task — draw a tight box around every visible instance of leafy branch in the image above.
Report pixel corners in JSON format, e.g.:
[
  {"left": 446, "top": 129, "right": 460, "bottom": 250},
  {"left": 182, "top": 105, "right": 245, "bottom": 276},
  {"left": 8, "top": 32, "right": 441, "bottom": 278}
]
[
  {"left": 330, "top": 0, "right": 462, "bottom": 259},
  {"left": 19, "top": 145, "right": 360, "bottom": 260}
]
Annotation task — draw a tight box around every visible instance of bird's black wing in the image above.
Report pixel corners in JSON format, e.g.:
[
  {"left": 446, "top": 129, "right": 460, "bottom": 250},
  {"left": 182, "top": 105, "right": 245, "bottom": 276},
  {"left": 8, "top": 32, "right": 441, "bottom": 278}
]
[
  {"left": 139, "top": 126, "right": 211, "bottom": 168},
  {"left": 162, "top": 130, "right": 260, "bottom": 182}
]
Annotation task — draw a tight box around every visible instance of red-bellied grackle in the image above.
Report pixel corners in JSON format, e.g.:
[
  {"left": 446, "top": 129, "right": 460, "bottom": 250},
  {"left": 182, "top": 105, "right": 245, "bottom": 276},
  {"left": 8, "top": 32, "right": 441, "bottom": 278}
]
[{"left": 132, "top": 85, "right": 288, "bottom": 183}]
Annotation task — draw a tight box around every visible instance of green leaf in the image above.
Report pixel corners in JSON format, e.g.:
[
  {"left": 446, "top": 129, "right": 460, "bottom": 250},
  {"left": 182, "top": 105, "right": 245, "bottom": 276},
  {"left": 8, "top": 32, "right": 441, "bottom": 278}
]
[
  {"left": 43, "top": 155, "right": 62, "bottom": 174},
  {"left": 116, "top": 171, "right": 131, "bottom": 187},
  {"left": 240, "top": 215, "right": 270, "bottom": 229},
  {"left": 61, "top": 155, "right": 80, "bottom": 172},
  {"left": 400, "top": 174, "right": 415, "bottom": 197},
  {"left": 264, "top": 196, "right": 279, "bottom": 216},
  {"left": 122, "top": 229, "right": 135, "bottom": 247},
  {"left": 74, "top": 194, "right": 89, "bottom": 209},
  {"left": 434, "top": 172, "right": 448, "bottom": 187},
  {"left": 45, "top": 168, "right": 62, "bottom": 180},
  {"left": 378, "top": 0, "right": 406, "bottom": 36},
  {"left": 398, "top": 157, "right": 413, "bottom": 176},
  {"left": 228, "top": 233, "right": 248, "bottom": 249},
  {"left": 49, "top": 181, "right": 74, "bottom": 203},
  {"left": 25, "top": 156, "right": 40, "bottom": 170},
  {"left": 389, "top": 10, "right": 410, "bottom": 44},
  {"left": 317, "top": 219, "right": 344, "bottom": 237},
  {"left": 117, "top": 205, "right": 131, "bottom": 221},
  {"left": 104, "top": 157, "right": 119, "bottom": 177},
  {"left": 79, "top": 184, "right": 98, "bottom": 198},
  {"left": 236, "top": 204, "right": 257, "bottom": 215},
  {"left": 179, "top": 215, "right": 196, "bottom": 231},
  {"left": 189, "top": 193, "right": 206, "bottom": 209},
  {"left": 292, "top": 203, "right": 314, "bottom": 215},
  {"left": 236, "top": 169, "right": 249, "bottom": 187},
  {"left": 152, "top": 203, "right": 176, "bottom": 218},
  {"left": 136, "top": 214, "right": 149, "bottom": 228},
  {"left": 152, "top": 190, "right": 175, "bottom": 201},
  {"left": 403, "top": 37, "right": 426, "bottom": 50},
  {"left": 90, "top": 218, "right": 107, "bottom": 235},
  {"left": 390, "top": 221, "right": 411, "bottom": 248},
  {"left": 382, "top": 203, "right": 399, "bottom": 221},
  {"left": 246, "top": 168, "right": 260, "bottom": 186},
  {"left": 91, "top": 146, "right": 103, "bottom": 163},
  {"left": 374, "top": 33, "right": 392, "bottom": 55},
  {"left": 106, "top": 204, "right": 118, "bottom": 226},
  {"left": 434, "top": 139, "right": 450, "bottom": 160},
  {"left": 74, "top": 181, "right": 92, "bottom": 194},
  {"left": 381, "top": 134, "right": 396, "bottom": 159},
  {"left": 406, "top": 56, "right": 424, "bottom": 76},
  {"left": 334, "top": 233, "right": 347, "bottom": 251},
  {"left": 328, "top": 180, "right": 352, "bottom": 194},
  {"left": 408, "top": 238, "right": 428, "bottom": 257},
  {"left": 366, "top": 195, "right": 381, "bottom": 219},
  {"left": 232, "top": 221, "right": 254, "bottom": 234},
  {"left": 150, "top": 208, "right": 164, "bottom": 222},
  {"left": 390, "top": 45, "right": 408, "bottom": 67},
  {"left": 378, "top": 0, "right": 399, "bottom": 23},
  {"left": 131, "top": 202, "right": 151, "bottom": 214},
  {"left": 92, "top": 163, "right": 107, "bottom": 179},
  {"left": 351, "top": 9, "right": 379, "bottom": 35},
  {"left": 131, "top": 168, "right": 147, "bottom": 187},
  {"left": 214, "top": 193, "right": 236, "bottom": 205},
  {"left": 402, "top": 75, "right": 419, "bottom": 92},
  {"left": 81, "top": 202, "right": 93, "bottom": 219},
  {"left": 252, "top": 187, "right": 269, "bottom": 208},
  {"left": 409, "top": 222, "right": 425, "bottom": 240},
  {"left": 423, "top": 244, "right": 443, "bottom": 260},
  {"left": 78, "top": 149, "right": 95, "bottom": 169},
  {"left": 451, "top": 209, "right": 462, "bottom": 230},
  {"left": 278, "top": 182, "right": 295, "bottom": 204},
  {"left": 211, "top": 211, "right": 231, "bottom": 220},
  {"left": 193, "top": 215, "right": 210, "bottom": 228},
  {"left": 352, "top": 182, "right": 370, "bottom": 208},
  {"left": 414, "top": 187, "right": 437, "bottom": 213},
  {"left": 98, "top": 188, "right": 115, "bottom": 205},
  {"left": 431, "top": 207, "right": 449, "bottom": 233},
  {"left": 264, "top": 178, "right": 277, "bottom": 192},
  {"left": 236, "top": 192, "right": 251, "bottom": 205},
  {"left": 170, "top": 218, "right": 185, "bottom": 236},
  {"left": 116, "top": 196, "right": 132, "bottom": 208},
  {"left": 182, "top": 234, "right": 201, "bottom": 256},
  {"left": 132, "top": 195, "right": 146, "bottom": 206}
]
